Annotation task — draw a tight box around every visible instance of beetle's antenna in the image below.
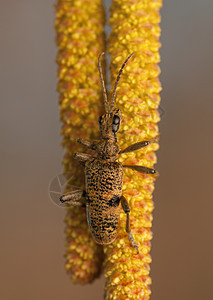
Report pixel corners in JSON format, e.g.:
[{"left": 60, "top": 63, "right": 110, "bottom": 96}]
[
  {"left": 110, "top": 52, "right": 134, "bottom": 112},
  {"left": 98, "top": 52, "right": 109, "bottom": 113}
]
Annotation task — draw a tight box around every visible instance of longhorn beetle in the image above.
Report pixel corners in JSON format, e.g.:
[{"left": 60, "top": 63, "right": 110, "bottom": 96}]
[{"left": 60, "top": 53, "right": 158, "bottom": 253}]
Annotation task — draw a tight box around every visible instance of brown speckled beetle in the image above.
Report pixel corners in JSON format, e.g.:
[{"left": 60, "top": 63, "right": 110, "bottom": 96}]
[{"left": 60, "top": 53, "right": 158, "bottom": 253}]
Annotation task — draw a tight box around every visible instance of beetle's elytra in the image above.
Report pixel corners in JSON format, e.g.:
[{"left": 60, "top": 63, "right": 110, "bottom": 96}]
[{"left": 60, "top": 53, "right": 158, "bottom": 253}]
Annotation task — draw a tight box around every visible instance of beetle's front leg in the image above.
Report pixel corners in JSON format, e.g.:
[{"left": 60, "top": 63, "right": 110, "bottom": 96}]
[
  {"left": 77, "top": 138, "right": 93, "bottom": 148},
  {"left": 77, "top": 138, "right": 99, "bottom": 153},
  {"left": 119, "top": 135, "right": 159, "bottom": 154},
  {"left": 73, "top": 153, "right": 93, "bottom": 166},
  {"left": 121, "top": 195, "right": 139, "bottom": 254},
  {"left": 77, "top": 138, "right": 98, "bottom": 150},
  {"left": 60, "top": 190, "right": 86, "bottom": 206}
]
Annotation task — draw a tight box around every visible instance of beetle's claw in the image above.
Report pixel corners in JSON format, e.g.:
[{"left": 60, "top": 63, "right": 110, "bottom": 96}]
[
  {"left": 128, "top": 233, "right": 139, "bottom": 254},
  {"left": 59, "top": 196, "right": 65, "bottom": 203}
]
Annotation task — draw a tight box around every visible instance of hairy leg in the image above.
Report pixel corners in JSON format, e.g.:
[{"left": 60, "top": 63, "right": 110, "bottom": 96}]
[
  {"left": 119, "top": 136, "right": 159, "bottom": 154},
  {"left": 73, "top": 152, "right": 93, "bottom": 165},
  {"left": 77, "top": 138, "right": 93, "bottom": 148},
  {"left": 123, "top": 164, "right": 158, "bottom": 176},
  {"left": 60, "top": 190, "right": 86, "bottom": 206},
  {"left": 121, "top": 195, "right": 139, "bottom": 254}
]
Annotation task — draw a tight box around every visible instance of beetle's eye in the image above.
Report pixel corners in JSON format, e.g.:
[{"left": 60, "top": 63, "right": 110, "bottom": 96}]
[
  {"left": 98, "top": 116, "right": 102, "bottom": 125},
  {"left": 112, "top": 115, "right": 120, "bottom": 125},
  {"left": 112, "top": 115, "right": 120, "bottom": 133}
]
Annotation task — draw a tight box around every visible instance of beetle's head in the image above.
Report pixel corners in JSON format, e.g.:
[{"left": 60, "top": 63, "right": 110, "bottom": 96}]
[
  {"left": 98, "top": 52, "right": 134, "bottom": 139},
  {"left": 98, "top": 108, "right": 122, "bottom": 139}
]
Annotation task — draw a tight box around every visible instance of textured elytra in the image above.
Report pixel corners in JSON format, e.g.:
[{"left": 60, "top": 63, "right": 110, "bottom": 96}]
[{"left": 86, "top": 158, "right": 123, "bottom": 244}]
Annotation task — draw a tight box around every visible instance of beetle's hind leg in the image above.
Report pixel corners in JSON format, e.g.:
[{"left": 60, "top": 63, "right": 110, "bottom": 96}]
[
  {"left": 121, "top": 195, "right": 139, "bottom": 254},
  {"left": 60, "top": 190, "right": 86, "bottom": 207}
]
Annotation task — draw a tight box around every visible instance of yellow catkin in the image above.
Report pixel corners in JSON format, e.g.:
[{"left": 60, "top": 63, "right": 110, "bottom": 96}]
[
  {"left": 55, "top": 0, "right": 106, "bottom": 284},
  {"left": 104, "top": 0, "right": 162, "bottom": 299}
]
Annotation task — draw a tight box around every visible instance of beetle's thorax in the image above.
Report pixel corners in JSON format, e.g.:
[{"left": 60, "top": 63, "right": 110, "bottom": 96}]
[{"left": 96, "top": 139, "right": 119, "bottom": 162}]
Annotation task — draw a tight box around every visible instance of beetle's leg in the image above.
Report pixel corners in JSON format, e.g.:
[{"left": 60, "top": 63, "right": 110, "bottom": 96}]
[
  {"left": 77, "top": 138, "right": 99, "bottom": 152},
  {"left": 60, "top": 190, "right": 86, "bottom": 206},
  {"left": 123, "top": 165, "right": 159, "bottom": 177},
  {"left": 77, "top": 138, "right": 93, "bottom": 148},
  {"left": 119, "top": 136, "right": 159, "bottom": 154},
  {"left": 121, "top": 195, "right": 139, "bottom": 254},
  {"left": 73, "top": 153, "right": 93, "bottom": 165}
]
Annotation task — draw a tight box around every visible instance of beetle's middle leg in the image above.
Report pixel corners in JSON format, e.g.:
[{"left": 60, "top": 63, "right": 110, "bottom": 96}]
[
  {"left": 123, "top": 164, "right": 158, "bottom": 176},
  {"left": 60, "top": 190, "right": 86, "bottom": 207},
  {"left": 121, "top": 195, "right": 139, "bottom": 254}
]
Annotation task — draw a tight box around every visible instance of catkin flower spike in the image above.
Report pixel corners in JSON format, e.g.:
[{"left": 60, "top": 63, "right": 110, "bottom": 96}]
[
  {"left": 55, "top": 0, "right": 106, "bottom": 284},
  {"left": 104, "top": 0, "right": 162, "bottom": 299}
]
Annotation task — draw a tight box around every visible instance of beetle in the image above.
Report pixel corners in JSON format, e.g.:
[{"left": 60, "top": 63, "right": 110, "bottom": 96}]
[{"left": 60, "top": 53, "right": 158, "bottom": 253}]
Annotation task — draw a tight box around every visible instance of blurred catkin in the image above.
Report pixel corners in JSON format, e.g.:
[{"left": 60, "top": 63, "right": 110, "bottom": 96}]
[
  {"left": 104, "top": 0, "right": 162, "bottom": 299},
  {"left": 55, "top": 0, "right": 105, "bottom": 284}
]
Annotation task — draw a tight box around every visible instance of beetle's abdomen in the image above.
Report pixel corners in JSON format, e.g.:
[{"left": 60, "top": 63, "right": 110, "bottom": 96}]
[
  {"left": 85, "top": 159, "right": 123, "bottom": 245},
  {"left": 86, "top": 199, "right": 120, "bottom": 244}
]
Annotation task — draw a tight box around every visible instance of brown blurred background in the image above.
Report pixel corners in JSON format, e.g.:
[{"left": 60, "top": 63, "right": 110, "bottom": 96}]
[{"left": 1, "top": 1, "right": 213, "bottom": 299}]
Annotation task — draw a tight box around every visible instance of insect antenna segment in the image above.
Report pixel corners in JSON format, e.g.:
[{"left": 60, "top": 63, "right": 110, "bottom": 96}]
[
  {"left": 98, "top": 52, "right": 109, "bottom": 113},
  {"left": 110, "top": 52, "right": 135, "bottom": 112}
]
